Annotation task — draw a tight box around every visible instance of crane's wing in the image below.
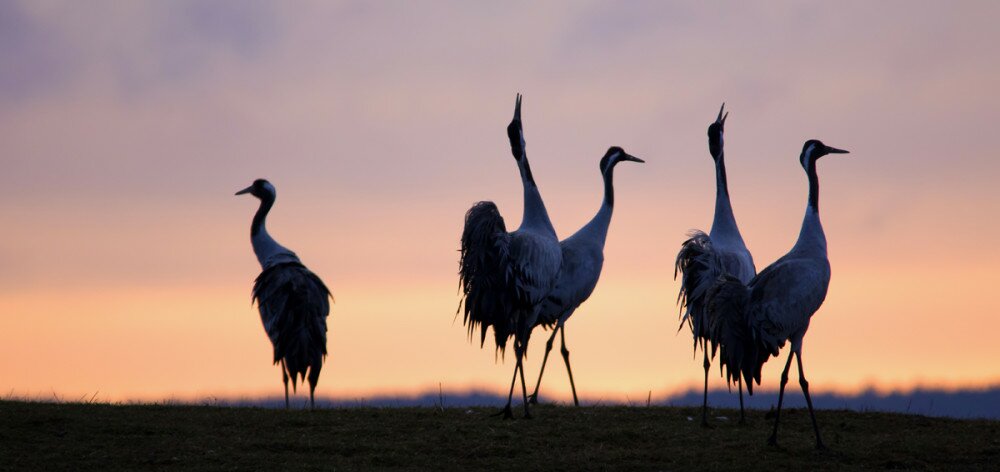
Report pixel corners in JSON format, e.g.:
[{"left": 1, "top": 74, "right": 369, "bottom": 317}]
[
  {"left": 748, "top": 257, "right": 830, "bottom": 352},
  {"left": 506, "top": 229, "right": 561, "bottom": 308},
  {"left": 716, "top": 246, "right": 756, "bottom": 285},
  {"left": 704, "top": 274, "right": 755, "bottom": 391},
  {"left": 458, "top": 201, "right": 515, "bottom": 351},
  {"left": 736, "top": 256, "right": 830, "bottom": 386},
  {"left": 504, "top": 229, "right": 561, "bottom": 352},
  {"left": 253, "top": 262, "right": 331, "bottom": 387},
  {"left": 675, "top": 230, "right": 723, "bottom": 343},
  {"left": 458, "top": 201, "right": 562, "bottom": 353}
]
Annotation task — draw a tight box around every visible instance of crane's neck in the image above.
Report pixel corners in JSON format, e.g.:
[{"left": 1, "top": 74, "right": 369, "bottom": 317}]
[
  {"left": 710, "top": 153, "right": 740, "bottom": 237},
  {"left": 250, "top": 195, "right": 273, "bottom": 238},
  {"left": 793, "top": 160, "right": 827, "bottom": 256},
  {"left": 714, "top": 151, "right": 730, "bottom": 197},
  {"left": 807, "top": 157, "right": 820, "bottom": 212},
  {"left": 578, "top": 165, "right": 616, "bottom": 247},
  {"left": 709, "top": 152, "right": 743, "bottom": 245},
  {"left": 518, "top": 157, "right": 557, "bottom": 237},
  {"left": 249, "top": 195, "right": 298, "bottom": 269}
]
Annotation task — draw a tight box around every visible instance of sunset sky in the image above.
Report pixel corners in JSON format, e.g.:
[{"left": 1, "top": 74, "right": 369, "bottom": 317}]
[{"left": 2, "top": 1, "right": 998, "bottom": 404}]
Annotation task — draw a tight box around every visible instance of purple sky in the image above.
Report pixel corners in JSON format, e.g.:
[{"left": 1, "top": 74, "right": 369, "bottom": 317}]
[{"left": 1, "top": 1, "right": 998, "bottom": 401}]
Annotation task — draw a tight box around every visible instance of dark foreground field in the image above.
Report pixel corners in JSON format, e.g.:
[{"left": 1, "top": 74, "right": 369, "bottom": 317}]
[{"left": 1, "top": 401, "right": 997, "bottom": 471}]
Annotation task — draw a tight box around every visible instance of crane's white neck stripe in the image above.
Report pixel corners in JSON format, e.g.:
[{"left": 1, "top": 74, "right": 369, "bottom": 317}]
[
  {"left": 802, "top": 143, "right": 817, "bottom": 166},
  {"left": 603, "top": 151, "right": 621, "bottom": 173}
]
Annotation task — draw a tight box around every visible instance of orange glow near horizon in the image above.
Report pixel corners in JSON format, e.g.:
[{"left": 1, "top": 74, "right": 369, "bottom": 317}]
[
  {"left": 2, "top": 2, "right": 1000, "bottom": 405},
  {"left": 4, "top": 268, "right": 999, "bottom": 403}
]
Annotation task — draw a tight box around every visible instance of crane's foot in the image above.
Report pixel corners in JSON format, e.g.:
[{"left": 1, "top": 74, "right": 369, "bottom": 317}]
[
  {"left": 491, "top": 405, "right": 514, "bottom": 420},
  {"left": 523, "top": 411, "right": 533, "bottom": 420},
  {"left": 815, "top": 439, "right": 827, "bottom": 451},
  {"left": 767, "top": 434, "right": 779, "bottom": 448},
  {"left": 527, "top": 393, "right": 539, "bottom": 405},
  {"left": 700, "top": 420, "right": 713, "bottom": 429}
]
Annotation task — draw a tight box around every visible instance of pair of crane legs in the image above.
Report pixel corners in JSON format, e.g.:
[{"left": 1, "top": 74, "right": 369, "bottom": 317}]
[
  {"left": 279, "top": 359, "right": 320, "bottom": 410},
  {"left": 497, "top": 322, "right": 579, "bottom": 419},
  {"left": 700, "top": 348, "right": 825, "bottom": 449}
]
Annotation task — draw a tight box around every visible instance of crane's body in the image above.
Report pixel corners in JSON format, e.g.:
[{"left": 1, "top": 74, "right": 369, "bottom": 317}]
[
  {"left": 745, "top": 208, "right": 830, "bottom": 360},
  {"left": 675, "top": 104, "right": 755, "bottom": 425},
  {"left": 706, "top": 139, "right": 848, "bottom": 449},
  {"left": 237, "top": 179, "right": 331, "bottom": 409},
  {"left": 459, "top": 95, "right": 561, "bottom": 419},
  {"left": 527, "top": 148, "right": 644, "bottom": 406}
]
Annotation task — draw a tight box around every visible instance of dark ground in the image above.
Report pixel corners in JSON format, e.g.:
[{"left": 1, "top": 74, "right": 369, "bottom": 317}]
[{"left": 1, "top": 400, "right": 997, "bottom": 471}]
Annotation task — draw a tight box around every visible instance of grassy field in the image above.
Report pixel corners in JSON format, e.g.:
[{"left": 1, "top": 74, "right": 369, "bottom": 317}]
[{"left": 1, "top": 400, "right": 997, "bottom": 471}]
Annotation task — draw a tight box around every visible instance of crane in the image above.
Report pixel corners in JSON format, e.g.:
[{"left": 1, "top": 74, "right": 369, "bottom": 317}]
[
  {"left": 236, "top": 179, "right": 332, "bottom": 409},
  {"left": 674, "top": 104, "right": 755, "bottom": 425},
  {"left": 527, "top": 147, "right": 644, "bottom": 406},
  {"left": 706, "top": 139, "right": 849, "bottom": 449},
  {"left": 458, "top": 94, "right": 562, "bottom": 419}
]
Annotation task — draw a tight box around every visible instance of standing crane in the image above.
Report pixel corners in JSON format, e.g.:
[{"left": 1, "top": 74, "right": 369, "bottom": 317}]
[
  {"left": 706, "top": 139, "right": 849, "bottom": 449},
  {"left": 527, "top": 147, "right": 644, "bottom": 406},
  {"left": 236, "top": 179, "right": 332, "bottom": 409},
  {"left": 458, "top": 94, "right": 562, "bottom": 419},
  {"left": 674, "top": 104, "right": 755, "bottom": 426}
]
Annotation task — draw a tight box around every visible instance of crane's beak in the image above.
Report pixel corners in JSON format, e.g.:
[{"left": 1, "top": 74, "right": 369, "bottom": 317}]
[
  {"left": 716, "top": 102, "right": 727, "bottom": 126},
  {"left": 622, "top": 153, "right": 645, "bottom": 164},
  {"left": 513, "top": 93, "right": 522, "bottom": 120},
  {"left": 824, "top": 146, "right": 849, "bottom": 155},
  {"left": 235, "top": 185, "right": 253, "bottom": 196}
]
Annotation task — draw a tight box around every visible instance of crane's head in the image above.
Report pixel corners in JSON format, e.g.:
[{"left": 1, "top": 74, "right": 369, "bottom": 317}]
[
  {"left": 800, "top": 139, "right": 849, "bottom": 169},
  {"left": 235, "top": 179, "right": 276, "bottom": 200},
  {"left": 506, "top": 93, "right": 526, "bottom": 162},
  {"left": 600, "top": 146, "right": 645, "bottom": 175},
  {"left": 707, "top": 102, "right": 728, "bottom": 160}
]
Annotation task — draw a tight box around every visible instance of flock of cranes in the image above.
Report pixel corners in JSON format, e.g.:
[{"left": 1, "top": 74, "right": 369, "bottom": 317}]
[{"left": 236, "top": 95, "right": 849, "bottom": 449}]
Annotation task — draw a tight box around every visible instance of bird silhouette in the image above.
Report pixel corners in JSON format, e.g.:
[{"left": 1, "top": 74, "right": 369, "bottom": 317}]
[
  {"left": 458, "top": 94, "right": 561, "bottom": 419},
  {"left": 674, "top": 104, "right": 755, "bottom": 425},
  {"left": 237, "top": 179, "right": 332, "bottom": 409},
  {"left": 527, "top": 147, "right": 644, "bottom": 406},
  {"left": 705, "top": 139, "right": 849, "bottom": 449}
]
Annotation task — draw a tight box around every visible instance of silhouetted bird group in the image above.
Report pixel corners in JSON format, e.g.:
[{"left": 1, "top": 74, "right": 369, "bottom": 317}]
[{"left": 238, "top": 94, "right": 849, "bottom": 450}]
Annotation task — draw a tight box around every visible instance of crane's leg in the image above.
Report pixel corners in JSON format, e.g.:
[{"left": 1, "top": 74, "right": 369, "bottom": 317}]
[
  {"left": 738, "top": 376, "right": 746, "bottom": 425},
  {"left": 516, "top": 341, "right": 532, "bottom": 419},
  {"left": 701, "top": 349, "right": 711, "bottom": 427},
  {"left": 281, "top": 360, "right": 290, "bottom": 410},
  {"left": 560, "top": 327, "right": 580, "bottom": 407},
  {"left": 307, "top": 364, "right": 322, "bottom": 411},
  {"left": 767, "top": 351, "right": 795, "bottom": 447},
  {"left": 796, "top": 352, "right": 825, "bottom": 450},
  {"left": 528, "top": 325, "right": 560, "bottom": 405},
  {"left": 492, "top": 361, "right": 519, "bottom": 420}
]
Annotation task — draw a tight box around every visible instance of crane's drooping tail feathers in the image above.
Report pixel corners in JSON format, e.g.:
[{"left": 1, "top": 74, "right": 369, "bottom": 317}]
[
  {"left": 675, "top": 230, "right": 724, "bottom": 352},
  {"left": 252, "top": 262, "right": 331, "bottom": 390},
  {"left": 458, "top": 201, "right": 515, "bottom": 353},
  {"left": 704, "top": 274, "right": 782, "bottom": 395},
  {"left": 704, "top": 275, "right": 755, "bottom": 392}
]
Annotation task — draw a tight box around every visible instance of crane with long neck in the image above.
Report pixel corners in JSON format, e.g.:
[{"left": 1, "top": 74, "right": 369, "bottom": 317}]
[
  {"left": 458, "top": 94, "right": 562, "bottom": 419},
  {"left": 236, "top": 179, "right": 332, "bottom": 409},
  {"left": 675, "top": 104, "right": 755, "bottom": 425},
  {"left": 706, "top": 139, "right": 849, "bottom": 449},
  {"left": 527, "top": 147, "right": 644, "bottom": 406}
]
